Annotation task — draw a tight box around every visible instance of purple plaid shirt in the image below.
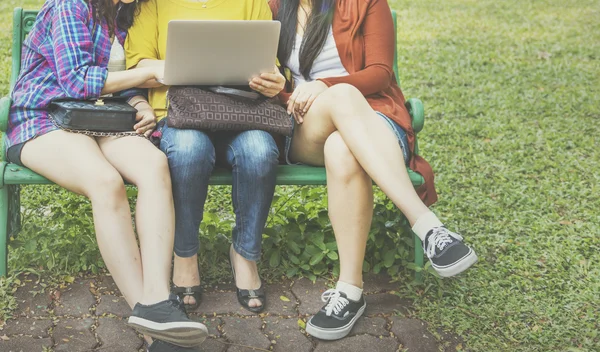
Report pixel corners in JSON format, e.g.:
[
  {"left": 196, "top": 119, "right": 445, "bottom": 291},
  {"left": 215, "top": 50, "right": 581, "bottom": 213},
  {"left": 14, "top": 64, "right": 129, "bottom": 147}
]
[{"left": 7, "top": 0, "right": 128, "bottom": 148}]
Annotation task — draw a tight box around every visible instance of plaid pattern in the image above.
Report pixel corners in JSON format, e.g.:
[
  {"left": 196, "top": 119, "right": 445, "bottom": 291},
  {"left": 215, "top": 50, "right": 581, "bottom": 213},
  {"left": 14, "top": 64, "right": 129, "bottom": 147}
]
[{"left": 6, "top": 0, "right": 128, "bottom": 148}]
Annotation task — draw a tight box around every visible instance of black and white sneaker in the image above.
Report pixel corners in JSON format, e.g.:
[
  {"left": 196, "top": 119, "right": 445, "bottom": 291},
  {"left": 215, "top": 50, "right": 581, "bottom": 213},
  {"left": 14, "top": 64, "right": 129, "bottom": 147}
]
[
  {"left": 305, "top": 289, "right": 366, "bottom": 340},
  {"left": 128, "top": 294, "right": 208, "bottom": 348},
  {"left": 424, "top": 227, "right": 478, "bottom": 277}
]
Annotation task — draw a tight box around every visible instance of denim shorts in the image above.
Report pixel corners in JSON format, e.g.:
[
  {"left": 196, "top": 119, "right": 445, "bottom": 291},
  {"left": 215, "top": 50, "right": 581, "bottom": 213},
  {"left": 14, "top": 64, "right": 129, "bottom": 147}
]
[{"left": 285, "top": 112, "right": 410, "bottom": 166}]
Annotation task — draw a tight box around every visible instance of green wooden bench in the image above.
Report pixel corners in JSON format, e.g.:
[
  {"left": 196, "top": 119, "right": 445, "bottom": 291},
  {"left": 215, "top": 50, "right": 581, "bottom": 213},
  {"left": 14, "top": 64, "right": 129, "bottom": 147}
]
[{"left": 0, "top": 8, "right": 427, "bottom": 280}]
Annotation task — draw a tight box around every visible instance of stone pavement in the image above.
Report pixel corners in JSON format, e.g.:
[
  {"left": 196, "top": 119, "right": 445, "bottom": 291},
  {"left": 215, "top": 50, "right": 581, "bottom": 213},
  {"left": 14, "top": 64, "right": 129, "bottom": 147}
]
[{"left": 0, "top": 274, "right": 464, "bottom": 352}]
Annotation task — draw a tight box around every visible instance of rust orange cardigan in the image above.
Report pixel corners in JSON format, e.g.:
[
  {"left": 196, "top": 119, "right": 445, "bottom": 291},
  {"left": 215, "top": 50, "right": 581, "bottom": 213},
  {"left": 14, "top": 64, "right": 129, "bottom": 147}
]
[{"left": 269, "top": 0, "right": 438, "bottom": 206}]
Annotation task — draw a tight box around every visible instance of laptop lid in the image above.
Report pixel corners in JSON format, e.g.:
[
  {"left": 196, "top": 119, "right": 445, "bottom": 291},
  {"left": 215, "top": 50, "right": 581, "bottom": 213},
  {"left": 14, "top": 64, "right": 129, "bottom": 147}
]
[{"left": 163, "top": 20, "right": 281, "bottom": 86}]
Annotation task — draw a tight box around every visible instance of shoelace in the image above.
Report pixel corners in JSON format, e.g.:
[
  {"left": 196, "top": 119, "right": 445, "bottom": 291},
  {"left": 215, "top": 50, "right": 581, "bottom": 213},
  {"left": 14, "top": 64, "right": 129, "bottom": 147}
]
[
  {"left": 321, "top": 289, "right": 350, "bottom": 316},
  {"left": 425, "top": 227, "right": 463, "bottom": 258}
]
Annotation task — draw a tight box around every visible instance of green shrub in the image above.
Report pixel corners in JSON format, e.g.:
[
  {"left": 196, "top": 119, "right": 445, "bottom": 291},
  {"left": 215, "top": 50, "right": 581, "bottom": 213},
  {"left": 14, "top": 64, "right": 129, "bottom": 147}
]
[{"left": 8, "top": 184, "right": 417, "bottom": 282}]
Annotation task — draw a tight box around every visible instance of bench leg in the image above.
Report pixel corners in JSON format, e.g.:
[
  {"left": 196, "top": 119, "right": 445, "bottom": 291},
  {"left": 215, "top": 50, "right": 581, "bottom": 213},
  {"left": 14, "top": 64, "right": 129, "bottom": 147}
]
[
  {"left": 413, "top": 231, "right": 424, "bottom": 283},
  {"left": 0, "top": 186, "right": 8, "bottom": 277}
]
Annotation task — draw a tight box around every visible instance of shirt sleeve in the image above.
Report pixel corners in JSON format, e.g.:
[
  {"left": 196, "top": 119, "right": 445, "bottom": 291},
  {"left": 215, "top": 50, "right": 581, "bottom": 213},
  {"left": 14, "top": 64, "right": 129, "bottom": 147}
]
[
  {"left": 50, "top": 0, "right": 107, "bottom": 99},
  {"left": 318, "top": 0, "right": 395, "bottom": 96},
  {"left": 125, "top": 0, "right": 159, "bottom": 69},
  {"left": 251, "top": 0, "right": 274, "bottom": 20}
]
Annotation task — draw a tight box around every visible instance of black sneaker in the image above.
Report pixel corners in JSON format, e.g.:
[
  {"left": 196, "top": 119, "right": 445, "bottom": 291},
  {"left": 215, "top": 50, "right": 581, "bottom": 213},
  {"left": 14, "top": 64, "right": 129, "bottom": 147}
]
[
  {"left": 305, "top": 289, "right": 366, "bottom": 340},
  {"left": 147, "top": 339, "right": 200, "bottom": 352},
  {"left": 424, "top": 227, "right": 478, "bottom": 277},
  {"left": 128, "top": 294, "right": 208, "bottom": 348}
]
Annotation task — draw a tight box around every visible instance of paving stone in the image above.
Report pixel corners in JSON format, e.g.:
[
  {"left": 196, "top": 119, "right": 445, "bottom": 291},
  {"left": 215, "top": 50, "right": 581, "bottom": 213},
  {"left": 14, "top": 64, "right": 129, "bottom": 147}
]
[
  {"left": 53, "top": 317, "right": 97, "bottom": 352},
  {"left": 262, "top": 282, "right": 297, "bottom": 316},
  {"left": 96, "top": 317, "right": 143, "bottom": 352},
  {"left": 200, "top": 337, "right": 228, "bottom": 352},
  {"left": 205, "top": 279, "right": 237, "bottom": 293},
  {"left": 12, "top": 276, "right": 51, "bottom": 317},
  {"left": 314, "top": 334, "right": 398, "bottom": 352},
  {"left": 363, "top": 273, "right": 399, "bottom": 294},
  {"left": 0, "top": 336, "right": 52, "bottom": 352},
  {"left": 95, "top": 275, "right": 121, "bottom": 295},
  {"left": 221, "top": 316, "right": 270, "bottom": 352},
  {"left": 364, "top": 292, "right": 411, "bottom": 316},
  {"left": 195, "top": 292, "right": 255, "bottom": 316},
  {"left": 291, "top": 278, "right": 330, "bottom": 315},
  {"left": 349, "top": 317, "right": 389, "bottom": 337},
  {"left": 390, "top": 317, "right": 439, "bottom": 352},
  {"left": 1, "top": 317, "right": 51, "bottom": 337},
  {"left": 54, "top": 279, "right": 95, "bottom": 316},
  {"left": 96, "top": 294, "right": 130, "bottom": 317},
  {"left": 189, "top": 316, "right": 222, "bottom": 337},
  {"left": 264, "top": 317, "right": 312, "bottom": 352}
]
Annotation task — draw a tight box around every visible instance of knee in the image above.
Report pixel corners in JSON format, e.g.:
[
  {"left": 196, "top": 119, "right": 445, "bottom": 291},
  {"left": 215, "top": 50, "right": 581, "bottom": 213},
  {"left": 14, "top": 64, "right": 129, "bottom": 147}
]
[
  {"left": 325, "top": 83, "right": 363, "bottom": 103},
  {"left": 137, "top": 149, "right": 172, "bottom": 189},
  {"left": 161, "top": 129, "right": 215, "bottom": 173},
  {"left": 86, "top": 169, "right": 126, "bottom": 204},
  {"left": 233, "top": 131, "right": 279, "bottom": 179},
  {"left": 324, "top": 132, "right": 365, "bottom": 181}
]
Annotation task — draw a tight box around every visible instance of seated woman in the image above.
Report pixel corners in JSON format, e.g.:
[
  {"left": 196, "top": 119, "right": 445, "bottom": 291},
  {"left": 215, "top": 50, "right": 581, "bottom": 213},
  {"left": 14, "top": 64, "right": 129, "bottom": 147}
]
[
  {"left": 6, "top": 0, "right": 207, "bottom": 350},
  {"left": 125, "top": 0, "right": 286, "bottom": 313},
  {"left": 269, "top": 0, "right": 478, "bottom": 340}
]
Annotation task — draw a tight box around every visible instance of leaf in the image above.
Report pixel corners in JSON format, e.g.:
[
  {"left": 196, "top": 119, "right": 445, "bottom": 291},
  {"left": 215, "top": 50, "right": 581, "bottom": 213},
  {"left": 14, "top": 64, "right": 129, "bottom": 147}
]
[
  {"left": 269, "top": 249, "right": 281, "bottom": 268},
  {"left": 326, "top": 251, "right": 338, "bottom": 260},
  {"left": 288, "top": 241, "right": 302, "bottom": 255},
  {"left": 64, "top": 276, "right": 75, "bottom": 284},
  {"left": 279, "top": 295, "right": 291, "bottom": 302},
  {"left": 297, "top": 319, "right": 306, "bottom": 330},
  {"left": 309, "top": 252, "right": 326, "bottom": 266}
]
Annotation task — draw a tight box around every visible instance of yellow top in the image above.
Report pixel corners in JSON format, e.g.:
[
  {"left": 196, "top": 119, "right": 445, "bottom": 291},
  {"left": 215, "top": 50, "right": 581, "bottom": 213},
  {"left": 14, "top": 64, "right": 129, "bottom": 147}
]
[{"left": 125, "top": 0, "right": 273, "bottom": 119}]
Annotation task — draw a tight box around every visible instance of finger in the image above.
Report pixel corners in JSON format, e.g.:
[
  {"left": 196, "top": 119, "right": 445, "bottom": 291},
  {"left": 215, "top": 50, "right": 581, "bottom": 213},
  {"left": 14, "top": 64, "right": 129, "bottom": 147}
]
[
  {"left": 259, "top": 72, "right": 281, "bottom": 82},
  {"left": 287, "top": 93, "right": 299, "bottom": 114},
  {"left": 304, "top": 94, "right": 318, "bottom": 114},
  {"left": 292, "top": 111, "right": 303, "bottom": 125}
]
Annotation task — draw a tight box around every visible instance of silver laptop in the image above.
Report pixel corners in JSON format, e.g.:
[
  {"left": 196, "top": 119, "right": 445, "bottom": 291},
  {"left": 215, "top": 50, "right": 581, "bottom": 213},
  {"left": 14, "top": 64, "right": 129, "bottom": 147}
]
[{"left": 162, "top": 20, "right": 281, "bottom": 86}]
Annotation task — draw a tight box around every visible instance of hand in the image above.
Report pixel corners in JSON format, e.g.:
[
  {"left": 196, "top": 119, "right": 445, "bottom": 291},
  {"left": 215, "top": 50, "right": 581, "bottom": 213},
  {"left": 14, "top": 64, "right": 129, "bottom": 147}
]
[
  {"left": 132, "top": 102, "right": 157, "bottom": 137},
  {"left": 152, "top": 61, "right": 165, "bottom": 83},
  {"left": 287, "top": 80, "right": 328, "bottom": 124},
  {"left": 249, "top": 66, "right": 286, "bottom": 98}
]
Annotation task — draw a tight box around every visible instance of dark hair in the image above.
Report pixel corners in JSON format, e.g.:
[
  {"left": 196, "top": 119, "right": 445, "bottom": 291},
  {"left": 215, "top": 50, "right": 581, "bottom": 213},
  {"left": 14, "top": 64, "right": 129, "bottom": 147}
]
[
  {"left": 89, "top": 0, "right": 148, "bottom": 35},
  {"left": 276, "top": 0, "right": 335, "bottom": 80}
]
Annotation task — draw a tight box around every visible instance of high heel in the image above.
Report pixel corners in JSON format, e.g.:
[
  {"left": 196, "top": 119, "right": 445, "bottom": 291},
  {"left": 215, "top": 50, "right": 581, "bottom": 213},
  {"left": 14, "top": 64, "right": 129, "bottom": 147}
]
[{"left": 229, "top": 245, "right": 266, "bottom": 314}]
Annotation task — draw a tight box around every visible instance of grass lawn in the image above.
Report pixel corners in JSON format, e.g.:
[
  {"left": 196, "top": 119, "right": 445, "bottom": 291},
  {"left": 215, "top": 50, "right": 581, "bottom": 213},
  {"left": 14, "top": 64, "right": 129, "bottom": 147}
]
[{"left": 1, "top": 0, "right": 598, "bottom": 351}]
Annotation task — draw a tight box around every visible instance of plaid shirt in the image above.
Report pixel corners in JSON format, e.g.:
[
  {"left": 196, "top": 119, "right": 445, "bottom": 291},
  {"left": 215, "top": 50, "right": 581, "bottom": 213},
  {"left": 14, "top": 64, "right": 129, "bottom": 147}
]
[{"left": 7, "top": 0, "right": 129, "bottom": 148}]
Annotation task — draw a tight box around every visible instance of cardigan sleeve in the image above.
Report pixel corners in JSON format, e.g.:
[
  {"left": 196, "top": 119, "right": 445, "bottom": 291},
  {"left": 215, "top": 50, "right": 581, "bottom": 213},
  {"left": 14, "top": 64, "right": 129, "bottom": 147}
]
[{"left": 318, "top": 0, "right": 395, "bottom": 97}]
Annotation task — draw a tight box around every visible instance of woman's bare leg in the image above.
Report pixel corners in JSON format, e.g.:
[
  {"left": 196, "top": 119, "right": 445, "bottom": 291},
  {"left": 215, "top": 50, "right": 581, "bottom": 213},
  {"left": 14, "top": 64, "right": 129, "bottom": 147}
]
[
  {"left": 97, "top": 136, "right": 174, "bottom": 305},
  {"left": 289, "top": 84, "right": 430, "bottom": 226},
  {"left": 323, "top": 132, "right": 373, "bottom": 288},
  {"left": 20, "top": 131, "right": 144, "bottom": 307}
]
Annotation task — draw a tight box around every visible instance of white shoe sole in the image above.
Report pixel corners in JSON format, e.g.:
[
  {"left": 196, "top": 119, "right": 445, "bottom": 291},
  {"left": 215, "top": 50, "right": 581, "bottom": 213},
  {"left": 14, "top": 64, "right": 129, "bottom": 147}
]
[
  {"left": 127, "top": 316, "right": 208, "bottom": 348},
  {"left": 434, "top": 249, "right": 478, "bottom": 278},
  {"left": 305, "top": 302, "right": 367, "bottom": 341}
]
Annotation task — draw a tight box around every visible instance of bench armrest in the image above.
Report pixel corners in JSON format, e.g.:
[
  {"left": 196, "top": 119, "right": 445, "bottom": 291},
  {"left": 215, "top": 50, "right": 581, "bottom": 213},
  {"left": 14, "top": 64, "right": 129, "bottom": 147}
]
[
  {"left": 406, "top": 98, "right": 424, "bottom": 134},
  {"left": 0, "top": 96, "right": 11, "bottom": 133}
]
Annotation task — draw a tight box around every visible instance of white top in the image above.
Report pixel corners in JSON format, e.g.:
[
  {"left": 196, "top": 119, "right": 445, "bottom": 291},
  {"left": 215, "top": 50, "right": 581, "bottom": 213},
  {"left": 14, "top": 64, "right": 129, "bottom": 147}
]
[
  {"left": 108, "top": 40, "right": 126, "bottom": 73},
  {"left": 286, "top": 26, "right": 349, "bottom": 87}
]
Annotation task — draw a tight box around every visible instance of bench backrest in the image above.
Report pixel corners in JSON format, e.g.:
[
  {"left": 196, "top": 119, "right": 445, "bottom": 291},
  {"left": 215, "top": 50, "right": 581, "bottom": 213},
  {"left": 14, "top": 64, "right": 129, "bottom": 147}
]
[{"left": 8, "top": 8, "right": 401, "bottom": 93}]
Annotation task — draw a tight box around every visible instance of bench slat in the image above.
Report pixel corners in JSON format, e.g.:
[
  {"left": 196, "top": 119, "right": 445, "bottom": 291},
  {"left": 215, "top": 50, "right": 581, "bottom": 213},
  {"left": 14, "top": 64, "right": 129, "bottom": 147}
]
[{"left": 2, "top": 163, "right": 424, "bottom": 187}]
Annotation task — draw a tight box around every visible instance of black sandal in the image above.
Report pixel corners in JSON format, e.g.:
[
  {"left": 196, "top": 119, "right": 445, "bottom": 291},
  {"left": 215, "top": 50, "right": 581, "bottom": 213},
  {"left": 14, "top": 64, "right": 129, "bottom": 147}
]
[
  {"left": 229, "top": 246, "right": 266, "bottom": 314},
  {"left": 171, "top": 284, "right": 203, "bottom": 312}
]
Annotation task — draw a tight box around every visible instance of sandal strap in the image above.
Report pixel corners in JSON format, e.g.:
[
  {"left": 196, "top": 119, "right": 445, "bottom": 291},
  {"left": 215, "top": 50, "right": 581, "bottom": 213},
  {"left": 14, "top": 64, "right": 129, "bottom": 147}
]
[
  {"left": 238, "top": 286, "right": 265, "bottom": 299},
  {"left": 172, "top": 285, "right": 202, "bottom": 296}
]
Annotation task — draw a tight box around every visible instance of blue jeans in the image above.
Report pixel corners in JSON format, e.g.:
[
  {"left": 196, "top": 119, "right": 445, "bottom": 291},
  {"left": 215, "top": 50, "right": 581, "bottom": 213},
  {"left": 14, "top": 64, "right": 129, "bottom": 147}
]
[{"left": 159, "top": 123, "right": 279, "bottom": 261}]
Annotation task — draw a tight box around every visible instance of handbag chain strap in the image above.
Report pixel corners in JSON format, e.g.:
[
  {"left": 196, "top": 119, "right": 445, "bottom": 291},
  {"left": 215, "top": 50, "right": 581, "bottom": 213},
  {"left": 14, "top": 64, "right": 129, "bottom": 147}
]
[{"left": 49, "top": 116, "right": 147, "bottom": 139}]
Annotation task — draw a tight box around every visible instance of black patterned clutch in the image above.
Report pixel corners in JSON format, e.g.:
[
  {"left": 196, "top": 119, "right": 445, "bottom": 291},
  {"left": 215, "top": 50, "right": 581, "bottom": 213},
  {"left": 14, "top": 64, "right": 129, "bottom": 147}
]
[{"left": 49, "top": 98, "right": 137, "bottom": 132}]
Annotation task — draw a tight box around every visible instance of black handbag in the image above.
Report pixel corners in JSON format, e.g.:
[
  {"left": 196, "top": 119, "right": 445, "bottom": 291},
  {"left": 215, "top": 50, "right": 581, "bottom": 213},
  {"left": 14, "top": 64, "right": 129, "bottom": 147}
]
[{"left": 49, "top": 97, "right": 138, "bottom": 135}]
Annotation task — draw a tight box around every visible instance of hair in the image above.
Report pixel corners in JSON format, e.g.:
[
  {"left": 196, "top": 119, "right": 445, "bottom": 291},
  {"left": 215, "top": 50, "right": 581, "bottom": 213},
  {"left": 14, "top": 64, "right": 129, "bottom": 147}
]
[
  {"left": 89, "top": 0, "right": 148, "bottom": 35},
  {"left": 276, "top": 0, "right": 335, "bottom": 80}
]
